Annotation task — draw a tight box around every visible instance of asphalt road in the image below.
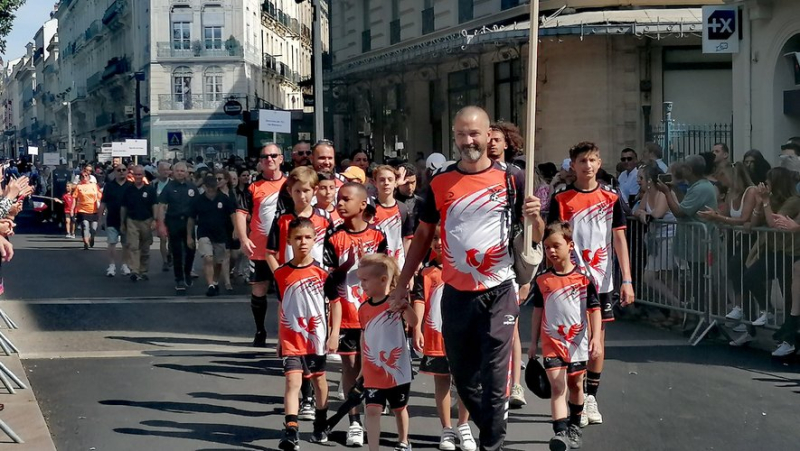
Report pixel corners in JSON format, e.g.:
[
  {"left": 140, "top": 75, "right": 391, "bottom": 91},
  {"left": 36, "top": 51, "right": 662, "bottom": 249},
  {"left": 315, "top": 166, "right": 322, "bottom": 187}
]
[{"left": 4, "top": 229, "right": 800, "bottom": 450}]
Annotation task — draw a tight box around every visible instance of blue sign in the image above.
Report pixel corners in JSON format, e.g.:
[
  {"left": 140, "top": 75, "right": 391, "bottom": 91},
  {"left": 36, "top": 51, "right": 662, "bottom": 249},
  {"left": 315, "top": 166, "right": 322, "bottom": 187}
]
[
  {"left": 707, "top": 9, "right": 736, "bottom": 40},
  {"left": 168, "top": 132, "right": 183, "bottom": 146}
]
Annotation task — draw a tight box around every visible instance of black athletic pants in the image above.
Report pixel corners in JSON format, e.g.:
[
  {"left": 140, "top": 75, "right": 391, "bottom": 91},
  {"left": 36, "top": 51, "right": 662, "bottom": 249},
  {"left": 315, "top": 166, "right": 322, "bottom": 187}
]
[
  {"left": 442, "top": 280, "right": 518, "bottom": 451},
  {"left": 167, "top": 218, "right": 196, "bottom": 284}
]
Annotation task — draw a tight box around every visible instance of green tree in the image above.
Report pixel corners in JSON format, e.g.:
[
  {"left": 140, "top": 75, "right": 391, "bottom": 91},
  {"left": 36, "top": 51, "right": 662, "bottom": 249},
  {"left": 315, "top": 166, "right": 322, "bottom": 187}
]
[{"left": 0, "top": 0, "right": 27, "bottom": 55}]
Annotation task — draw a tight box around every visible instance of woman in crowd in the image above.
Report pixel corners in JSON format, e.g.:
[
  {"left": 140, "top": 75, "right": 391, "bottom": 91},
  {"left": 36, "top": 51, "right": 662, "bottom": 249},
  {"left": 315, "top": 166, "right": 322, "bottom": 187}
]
[
  {"left": 633, "top": 164, "right": 679, "bottom": 325},
  {"left": 728, "top": 167, "right": 800, "bottom": 346},
  {"left": 214, "top": 168, "right": 235, "bottom": 292},
  {"left": 233, "top": 168, "right": 251, "bottom": 280},
  {"left": 742, "top": 149, "right": 771, "bottom": 185}
]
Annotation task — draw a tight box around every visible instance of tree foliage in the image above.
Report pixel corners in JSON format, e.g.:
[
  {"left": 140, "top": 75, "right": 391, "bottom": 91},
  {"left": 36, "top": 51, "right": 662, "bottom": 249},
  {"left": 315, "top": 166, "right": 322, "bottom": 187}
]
[{"left": 0, "top": 0, "right": 27, "bottom": 55}]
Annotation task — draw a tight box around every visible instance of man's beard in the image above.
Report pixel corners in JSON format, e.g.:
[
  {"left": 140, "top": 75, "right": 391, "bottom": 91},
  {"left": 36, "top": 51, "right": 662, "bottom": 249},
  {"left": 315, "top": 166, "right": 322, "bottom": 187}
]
[{"left": 457, "top": 143, "right": 483, "bottom": 163}]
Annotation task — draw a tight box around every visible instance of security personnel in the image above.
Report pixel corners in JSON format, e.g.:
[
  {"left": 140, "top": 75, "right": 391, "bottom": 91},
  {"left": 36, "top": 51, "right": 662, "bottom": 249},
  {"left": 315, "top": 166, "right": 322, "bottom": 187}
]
[{"left": 157, "top": 161, "right": 198, "bottom": 293}]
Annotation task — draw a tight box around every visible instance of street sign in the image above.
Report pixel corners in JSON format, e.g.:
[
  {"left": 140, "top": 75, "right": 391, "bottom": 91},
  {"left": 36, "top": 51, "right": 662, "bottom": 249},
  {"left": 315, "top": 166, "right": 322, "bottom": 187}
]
[
  {"left": 223, "top": 99, "right": 243, "bottom": 116},
  {"left": 43, "top": 153, "right": 60, "bottom": 166},
  {"left": 258, "top": 109, "right": 291, "bottom": 133},
  {"left": 111, "top": 141, "right": 130, "bottom": 157},
  {"left": 28, "top": 146, "right": 39, "bottom": 155},
  {"left": 702, "top": 6, "right": 739, "bottom": 54},
  {"left": 125, "top": 139, "right": 148, "bottom": 156},
  {"left": 167, "top": 131, "right": 183, "bottom": 146}
]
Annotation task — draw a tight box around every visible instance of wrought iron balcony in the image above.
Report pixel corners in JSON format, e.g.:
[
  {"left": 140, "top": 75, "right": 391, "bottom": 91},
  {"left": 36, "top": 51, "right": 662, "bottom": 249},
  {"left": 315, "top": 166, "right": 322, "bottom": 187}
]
[
  {"left": 158, "top": 93, "right": 245, "bottom": 111},
  {"left": 156, "top": 42, "right": 244, "bottom": 59}
]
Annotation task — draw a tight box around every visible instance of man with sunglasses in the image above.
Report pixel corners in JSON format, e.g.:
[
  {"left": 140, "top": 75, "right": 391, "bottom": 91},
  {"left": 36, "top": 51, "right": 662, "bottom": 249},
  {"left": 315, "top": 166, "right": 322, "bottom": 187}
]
[
  {"left": 235, "top": 143, "right": 291, "bottom": 346},
  {"left": 99, "top": 164, "right": 132, "bottom": 277},
  {"left": 290, "top": 140, "right": 312, "bottom": 169},
  {"left": 617, "top": 148, "right": 639, "bottom": 207}
]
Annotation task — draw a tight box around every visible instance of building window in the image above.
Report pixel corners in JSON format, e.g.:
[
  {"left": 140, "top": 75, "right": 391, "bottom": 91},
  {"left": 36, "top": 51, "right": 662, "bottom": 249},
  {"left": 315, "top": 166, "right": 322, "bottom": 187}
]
[
  {"left": 204, "top": 26, "right": 222, "bottom": 49},
  {"left": 422, "top": 7, "right": 435, "bottom": 35},
  {"left": 173, "top": 66, "right": 193, "bottom": 105},
  {"left": 448, "top": 68, "right": 481, "bottom": 153},
  {"left": 204, "top": 66, "right": 224, "bottom": 102},
  {"left": 458, "top": 0, "right": 473, "bottom": 24},
  {"left": 501, "top": 0, "right": 520, "bottom": 10},
  {"left": 172, "top": 22, "right": 191, "bottom": 50},
  {"left": 494, "top": 59, "right": 522, "bottom": 125}
]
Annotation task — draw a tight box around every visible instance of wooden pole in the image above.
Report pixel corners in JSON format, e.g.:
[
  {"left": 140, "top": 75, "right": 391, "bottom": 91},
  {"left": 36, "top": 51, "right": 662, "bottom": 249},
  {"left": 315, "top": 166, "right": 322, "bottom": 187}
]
[{"left": 523, "top": 0, "right": 540, "bottom": 258}]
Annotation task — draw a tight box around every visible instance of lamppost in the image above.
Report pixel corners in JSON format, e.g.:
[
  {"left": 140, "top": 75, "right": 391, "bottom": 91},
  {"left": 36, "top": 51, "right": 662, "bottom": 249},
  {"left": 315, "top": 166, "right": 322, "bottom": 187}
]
[
  {"left": 62, "top": 100, "right": 73, "bottom": 161},
  {"left": 295, "top": 0, "right": 325, "bottom": 140},
  {"left": 134, "top": 71, "right": 146, "bottom": 139}
]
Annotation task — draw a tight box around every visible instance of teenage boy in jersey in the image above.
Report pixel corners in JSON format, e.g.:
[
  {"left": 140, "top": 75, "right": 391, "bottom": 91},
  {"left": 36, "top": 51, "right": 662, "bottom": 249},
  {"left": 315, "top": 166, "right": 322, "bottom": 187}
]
[
  {"left": 323, "top": 182, "right": 388, "bottom": 447},
  {"left": 276, "top": 218, "right": 333, "bottom": 450},
  {"left": 547, "top": 141, "right": 635, "bottom": 427},
  {"left": 371, "top": 165, "right": 414, "bottom": 269},
  {"left": 316, "top": 172, "right": 342, "bottom": 228}
]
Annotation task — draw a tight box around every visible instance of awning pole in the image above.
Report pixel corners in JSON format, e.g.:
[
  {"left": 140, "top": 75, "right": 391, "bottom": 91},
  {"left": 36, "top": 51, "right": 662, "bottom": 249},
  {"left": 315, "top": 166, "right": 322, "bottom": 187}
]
[{"left": 523, "top": 0, "right": 540, "bottom": 258}]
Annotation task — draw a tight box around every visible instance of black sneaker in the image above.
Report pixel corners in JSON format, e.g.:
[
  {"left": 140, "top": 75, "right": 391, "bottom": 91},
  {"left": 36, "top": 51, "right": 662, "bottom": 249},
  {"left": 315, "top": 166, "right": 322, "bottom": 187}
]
[
  {"left": 567, "top": 424, "right": 583, "bottom": 449},
  {"left": 140, "top": 274, "right": 149, "bottom": 281},
  {"left": 206, "top": 285, "right": 217, "bottom": 297},
  {"left": 83, "top": 243, "right": 89, "bottom": 250},
  {"left": 89, "top": 236, "right": 95, "bottom": 248},
  {"left": 253, "top": 330, "right": 267, "bottom": 347},
  {"left": 175, "top": 281, "right": 187, "bottom": 294},
  {"left": 549, "top": 430, "right": 569, "bottom": 451},
  {"left": 162, "top": 263, "right": 170, "bottom": 272},
  {"left": 131, "top": 274, "right": 139, "bottom": 282},
  {"left": 311, "top": 417, "right": 328, "bottom": 443},
  {"left": 278, "top": 426, "right": 299, "bottom": 451},
  {"left": 185, "top": 278, "right": 194, "bottom": 288}
]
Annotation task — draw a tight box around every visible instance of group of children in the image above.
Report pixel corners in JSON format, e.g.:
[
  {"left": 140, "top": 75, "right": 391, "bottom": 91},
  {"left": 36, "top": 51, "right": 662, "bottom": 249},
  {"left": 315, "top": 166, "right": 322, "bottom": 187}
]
[{"left": 273, "top": 141, "right": 632, "bottom": 451}]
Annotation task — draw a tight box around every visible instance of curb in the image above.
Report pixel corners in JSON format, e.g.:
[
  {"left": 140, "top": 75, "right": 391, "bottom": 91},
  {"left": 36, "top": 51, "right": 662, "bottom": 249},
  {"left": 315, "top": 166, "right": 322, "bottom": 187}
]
[{"left": 0, "top": 354, "right": 57, "bottom": 449}]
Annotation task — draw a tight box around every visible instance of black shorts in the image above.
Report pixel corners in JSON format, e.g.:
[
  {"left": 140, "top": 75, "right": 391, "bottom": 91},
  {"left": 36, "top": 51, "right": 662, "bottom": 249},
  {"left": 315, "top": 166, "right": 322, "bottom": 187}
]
[
  {"left": 249, "top": 260, "right": 273, "bottom": 284},
  {"left": 365, "top": 383, "right": 411, "bottom": 411},
  {"left": 337, "top": 328, "right": 361, "bottom": 355},
  {"left": 600, "top": 292, "right": 615, "bottom": 322},
  {"left": 283, "top": 354, "right": 327, "bottom": 378},
  {"left": 76, "top": 212, "right": 98, "bottom": 223},
  {"left": 420, "top": 355, "right": 450, "bottom": 376},
  {"left": 543, "top": 356, "right": 587, "bottom": 376}
]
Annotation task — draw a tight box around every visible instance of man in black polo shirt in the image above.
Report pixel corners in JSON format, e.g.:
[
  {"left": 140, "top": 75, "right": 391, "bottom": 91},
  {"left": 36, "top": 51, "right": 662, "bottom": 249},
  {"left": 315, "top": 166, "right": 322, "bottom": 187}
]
[
  {"left": 99, "top": 164, "right": 132, "bottom": 277},
  {"left": 188, "top": 174, "right": 236, "bottom": 297},
  {"left": 121, "top": 165, "right": 158, "bottom": 282},
  {"left": 157, "top": 162, "right": 198, "bottom": 294}
]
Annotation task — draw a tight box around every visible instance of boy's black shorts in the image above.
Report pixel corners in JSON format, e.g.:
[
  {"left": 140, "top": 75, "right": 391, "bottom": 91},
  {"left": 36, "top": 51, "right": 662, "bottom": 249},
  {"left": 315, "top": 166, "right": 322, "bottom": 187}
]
[{"left": 364, "top": 383, "right": 411, "bottom": 411}]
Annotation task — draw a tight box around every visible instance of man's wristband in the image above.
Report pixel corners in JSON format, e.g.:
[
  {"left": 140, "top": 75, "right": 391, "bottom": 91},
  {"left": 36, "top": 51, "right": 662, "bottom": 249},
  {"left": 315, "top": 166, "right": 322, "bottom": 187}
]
[{"left": 621, "top": 280, "right": 633, "bottom": 285}]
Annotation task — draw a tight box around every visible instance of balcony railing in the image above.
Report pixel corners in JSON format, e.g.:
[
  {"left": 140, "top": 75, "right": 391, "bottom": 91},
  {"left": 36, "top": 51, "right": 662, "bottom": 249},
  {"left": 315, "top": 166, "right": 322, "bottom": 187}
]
[
  {"left": 87, "top": 71, "right": 104, "bottom": 93},
  {"left": 158, "top": 93, "right": 245, "bottom": 111},
  {"left": 156, "top": 42, "right": 244, "bottom": 58}
]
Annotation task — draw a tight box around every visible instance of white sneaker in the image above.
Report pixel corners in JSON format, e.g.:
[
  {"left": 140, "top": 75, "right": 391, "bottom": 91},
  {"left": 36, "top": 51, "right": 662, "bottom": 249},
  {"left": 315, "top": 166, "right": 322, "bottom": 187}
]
[
  {"left": 752, "top": 311, "right": 772, "bottom": 327},
  {"left": 729, "top": 332, "right": 753, "bottom": 347},
  {"left": 439, "top": 427, "right": 457, "bottom": 451},
  {"left": 327, "top": 353, "right": 342, "bottom": 363},
  {"left": 580, "top": 409, "right": 589, "bottom": 428},
  {"left": 509, "top": 383, "right": 527, "bottom": 408},
  {"left": 337, "top": 385, "right": 346, "bottom": 401},
  {"left": 772, "top": 341, "right": 796, "bottom": 357},
  {"left": 457, "top": 423, "right": 476, "bottom": 451},
  {"left": 106, "top": 264, "right": 116, "bottom": 277},
  {"left": 346, "top": 421, "right": 364, "bottom": 447},
  {"left": 725, "top": 306, "right": 743, "bottom": 321},
  {"left": 65, "top": 234, "right": 72, "bottom": 239},
  {"left": 120, "top": 264, "right": 132, "bottom": 276},
  {"left": 731, "top": 323, "right": 748, "bottom": 333},
  {"left": 584, "top": 395, "right": 603, "bottom": 424}
]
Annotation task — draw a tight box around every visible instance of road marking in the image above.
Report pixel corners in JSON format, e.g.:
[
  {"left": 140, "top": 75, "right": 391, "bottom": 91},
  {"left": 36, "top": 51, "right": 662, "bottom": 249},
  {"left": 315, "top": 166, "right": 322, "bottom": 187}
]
[{"left": 0, "top": 296, "right": 254, "bottom": 305}]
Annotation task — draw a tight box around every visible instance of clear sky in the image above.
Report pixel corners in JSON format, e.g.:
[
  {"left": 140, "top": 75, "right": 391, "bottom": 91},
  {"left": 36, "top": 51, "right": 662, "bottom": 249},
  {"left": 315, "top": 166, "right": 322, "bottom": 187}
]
[{"left": 1, "top": 0, "right": 57, "bottom": 62}]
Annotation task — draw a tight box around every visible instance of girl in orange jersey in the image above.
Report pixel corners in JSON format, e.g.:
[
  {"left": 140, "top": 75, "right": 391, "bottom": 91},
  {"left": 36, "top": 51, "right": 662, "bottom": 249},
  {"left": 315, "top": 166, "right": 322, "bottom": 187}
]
[{"left": 357, "top": 254, "right": 417, "bottom": 451}]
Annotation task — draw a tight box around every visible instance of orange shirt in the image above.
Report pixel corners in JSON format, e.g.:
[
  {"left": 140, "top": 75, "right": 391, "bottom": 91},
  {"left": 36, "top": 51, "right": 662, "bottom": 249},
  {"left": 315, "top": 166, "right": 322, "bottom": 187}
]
[
  {"left": 74, "top": 182, "right": 101, "bottom": 214},
  {"left": 412, "top": 262, "right": 446, "bottom": 357},
  {"left": 532, "top": 268, "right": 600, "bottom": 364},
  {"left": 275, "top": 262, "right": 329, "bottom": 356},
  {"left": 323, "top": 225, "right": 388, "bottom": 329},
  {"left": 359, "top": 297, "right": 413, "bottom": 389},
  {"left": 267, "top": 208, "right": 333, "bottom": 266},
  {"left": 237, "top": 176, "right": 287, "bottom": 261}
]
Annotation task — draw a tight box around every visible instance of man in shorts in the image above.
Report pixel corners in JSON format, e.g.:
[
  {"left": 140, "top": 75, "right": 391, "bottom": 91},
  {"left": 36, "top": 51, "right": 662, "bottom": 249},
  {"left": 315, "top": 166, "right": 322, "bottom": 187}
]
[{"left": 100, "top": 164, "right": 132, "bottom": 277}]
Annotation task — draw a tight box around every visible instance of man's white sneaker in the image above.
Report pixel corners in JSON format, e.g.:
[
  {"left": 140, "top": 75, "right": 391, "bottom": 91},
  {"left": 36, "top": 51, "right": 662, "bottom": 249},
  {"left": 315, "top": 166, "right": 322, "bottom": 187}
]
[
  {"left": 585, "top": 395, "right": 603, "bottom": 424},
  {"left": 731, "top": 323, "right": 748, "bottom": 333},
  {"left": 106, "top": 264, "right": 116, "bottom": 277},
  {"left": 438, "top": 427, "right": 457, "bottom": 451},
  {"left": 580, "top": 410, "right": 589, "bottom": 428},
  {"left": 729, "top": 332, "right": 753, "bottom": 347},
  {"left": 457, "top": 423, "right": 476, "bottom": 451},
  {"left": 772, "top": 341, "right": 796, "bottom": 357},
  {"left": 120, "top": 264, "right": 132, "bottom": 276},
  {"left": 346, "top": 421, "right": 364, "bottom": 447},
  {"left": 752, "top": 311, "right": 772, "bottom": 327},
  {"left": 725, "top": 306, "right": 743, "bottom": 321},
  {"left": 509, "top": 383, "right": 527, "bottom": 408}
]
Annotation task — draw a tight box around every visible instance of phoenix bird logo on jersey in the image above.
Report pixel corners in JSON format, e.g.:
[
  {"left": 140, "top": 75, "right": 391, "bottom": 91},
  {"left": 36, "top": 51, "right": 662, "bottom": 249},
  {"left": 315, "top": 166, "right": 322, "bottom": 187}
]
[
  {"left": 425, "top": 283, "right": 444, "bottom": 333},
  {"left": 581, "top": 246, "right": 609, "bottom": 275},
  {"left": 556, "top": 323, "right": 585, "bottom": 346},
  {"left": 465, "top": 244, "right": 507, "bottom": 277},
  {"left": 280, "top": 276, "right": 326, "bottom": 354},
  {"left": 543, "top": 285, "right": 586, "bottom": 351},
  {"left": 363, "top": 310, "right": 411, "bottom": 385}
]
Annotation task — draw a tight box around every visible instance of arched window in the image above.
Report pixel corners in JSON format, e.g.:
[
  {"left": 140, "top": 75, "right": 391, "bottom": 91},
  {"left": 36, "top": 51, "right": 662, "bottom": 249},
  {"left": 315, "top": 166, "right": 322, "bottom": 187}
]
[
  {"left": 173, "top": 66, "right": 193, "bottom": 105},
  {"left": 204, "top": 66, "right": 224, "bottom": 102}
]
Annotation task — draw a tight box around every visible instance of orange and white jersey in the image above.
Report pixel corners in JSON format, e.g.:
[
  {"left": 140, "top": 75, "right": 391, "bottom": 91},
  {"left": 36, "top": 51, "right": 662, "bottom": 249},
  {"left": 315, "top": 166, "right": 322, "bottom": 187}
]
[
  {"left": 532, "top": 268, "right": 600, "bottom": 363},
  {"left": 275, "top": 262, "right": 329, "bottom": 356},
  {"left": 418, "top": 162, "right": 519, "bottom": 292},
  {"left": 372, "top": 200, "right": 414, "bottom": 269},
  {"left": 411, "top": 262, "right": 446, "bottom": 357},
  {"left": 237, "top": 177, "right": 288, "bottom": 261},
  {"left": 329, "top": 208, "right": 343, "bottom": 229},
  {"left": 267, "top": 208, "right": 333, "bottom": 266},
  {"left": 359, "top": 297, "right": 413, "bottom": 389},
  {"left": 323, "top": 225, "right": 388, "bottom": 329},
  {"left": 547, "top": 184, "right": 626, "bottom": 293}
]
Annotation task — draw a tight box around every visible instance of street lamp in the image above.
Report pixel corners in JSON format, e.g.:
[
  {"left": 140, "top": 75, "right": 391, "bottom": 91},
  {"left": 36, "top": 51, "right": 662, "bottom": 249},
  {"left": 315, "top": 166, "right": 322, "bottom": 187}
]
[
  {"left": 295, "top": 0, "right": 324, "bottom": 140},
  {"left": 134, "top": 71, "right": 146, "bottom": 139},
  {"left": 62, "top": 100, "right": 73, "bottom": 161}
]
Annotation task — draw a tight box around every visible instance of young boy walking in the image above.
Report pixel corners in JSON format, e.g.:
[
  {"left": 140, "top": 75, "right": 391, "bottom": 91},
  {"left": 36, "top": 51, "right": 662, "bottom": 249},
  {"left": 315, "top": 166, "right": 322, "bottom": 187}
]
[
  {"left": 371, "top": 165, "right": 414, "bottom": 268},
  {"left": 529, "top": 222, "right": 602, "bottom": 450},
  {"left": 276, "top": 218, "right": 335, "bottom": 450},
  {"left": 323, "top": 182, "right": 388, "bottom": 447},
  {"left": 547, "top": 141, "right": 634, "bottom": 426}
]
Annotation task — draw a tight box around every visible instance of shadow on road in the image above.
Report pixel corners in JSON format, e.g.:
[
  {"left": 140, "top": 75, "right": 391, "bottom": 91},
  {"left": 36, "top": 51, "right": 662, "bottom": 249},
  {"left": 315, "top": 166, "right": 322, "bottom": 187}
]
[
  {"left": 114, "top": 419, "right": 278, "bottom": 450},
  {"left": 106, "top": 335, "right": 250, "bottom": 348},
  {"left": 99, "top": 399, "right": 273, "bottom": 417}
]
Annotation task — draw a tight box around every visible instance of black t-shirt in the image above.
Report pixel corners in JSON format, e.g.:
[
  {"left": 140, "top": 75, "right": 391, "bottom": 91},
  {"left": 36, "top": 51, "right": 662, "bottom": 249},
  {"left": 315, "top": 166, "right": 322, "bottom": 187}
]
[
  {"left": 122, "top": 184, "right": 157, "bottom": 221},
  {"left": 52, "top": 168, "right": 71, "bottom": 198},
  {"left": 102, "top": 180, "right": 132, "bottom": 228},
  {"left": 158, "top": 180, "right": 199, "bottom": 221},
  {"left": 190, "top": 192, "right": 236, "bottom": 243}
]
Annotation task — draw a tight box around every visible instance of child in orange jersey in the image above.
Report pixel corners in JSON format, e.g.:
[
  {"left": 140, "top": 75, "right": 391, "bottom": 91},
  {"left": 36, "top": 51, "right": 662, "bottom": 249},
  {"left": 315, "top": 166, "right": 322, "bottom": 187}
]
[
  {"left": 529, "top": 222, "right": 602, "bottom": 451},
  {"left": 316, "top": 172, "right": 343, "bottom": 228},
  {"left": 371, "top": 165, "right": 414, "bottom": 269},
  {"left": 412, "top": 227, "right": 476, "bottom": 451},
  {"left": 357, "top": 254, "right": 418, "bottom": 451},
  {"left": 276, "top": 218, "right": 335, "bottom": 450}
]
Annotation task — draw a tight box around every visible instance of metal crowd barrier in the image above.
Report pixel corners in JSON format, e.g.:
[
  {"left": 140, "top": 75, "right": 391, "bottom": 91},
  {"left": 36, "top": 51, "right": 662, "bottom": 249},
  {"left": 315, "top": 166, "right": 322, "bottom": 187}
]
[{"left": 627, "top": 217, "right": 795, "bottom": 346}]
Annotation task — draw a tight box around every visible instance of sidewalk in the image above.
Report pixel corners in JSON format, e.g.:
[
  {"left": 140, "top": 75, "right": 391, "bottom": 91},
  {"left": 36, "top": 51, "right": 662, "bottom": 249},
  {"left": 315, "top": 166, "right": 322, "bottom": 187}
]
[{"left": 0, "top": 353, "right": 56, "bottom": 449}]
